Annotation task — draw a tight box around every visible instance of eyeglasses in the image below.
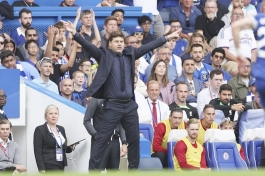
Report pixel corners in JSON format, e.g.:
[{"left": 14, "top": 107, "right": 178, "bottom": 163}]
[
  {"left": 127, "top": 41, "right": 140, "bottom": 45},
  {"left": 232, "top": 13, "right": 244, "bottom": 17},
  {"left": 214, "top": 55, "right": 223, "bottom": 59},
  {"left": 0, "top": 42, "right": 4, "bottom": 45},
  {"left": 39, "top": 57, "right": 52, "bottom": 66},
  {"left": 27, "top": 34, "right": 37, "bottom": 37},
  {"left": 0, "top": 95, "right": 6, "bottom": 99},
  {"left": 28, "top": 46, "right": 38, "bottom": 49},
  {"left": 185, "top": 17, "right": 190, "bottom": 27},
  {"left": 134, "top": 32, "right": 143, "bottom": 36}
]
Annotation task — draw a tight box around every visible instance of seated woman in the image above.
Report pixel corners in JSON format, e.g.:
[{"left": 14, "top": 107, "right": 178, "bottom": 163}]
[
  {"left": 33, "top": 105, "right": 77, "bottom": 173},
  {"left": 148, "top": 60, "right": 176, "bottom": 105}
]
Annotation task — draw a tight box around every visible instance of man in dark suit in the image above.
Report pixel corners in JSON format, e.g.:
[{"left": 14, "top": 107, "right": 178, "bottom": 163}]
[
  {"left": 0, "top": 89, "right": 8, "bottom": 120},
  {"left": 63, "top": 20, "right": 180, "bottom": 170}
]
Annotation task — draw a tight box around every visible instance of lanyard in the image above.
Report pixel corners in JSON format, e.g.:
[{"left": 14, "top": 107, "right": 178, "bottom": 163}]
[
  {"left": 24, "top": 0, "right": 29, "bottom": 7},
  {"left": 209, "top": 87, "right": 217, "bottom": 100},
  {"left": 48, "top": 125, "right": 63, "bottom": 148},
  {"left": 147, "top": 99, "right": 162, "bottom": 125},
  {"left": 0, "top": 143, "right": 9, "bottom": 160},
  {"left": 171, "top": 54, "right": 177, "bottom": 68}
]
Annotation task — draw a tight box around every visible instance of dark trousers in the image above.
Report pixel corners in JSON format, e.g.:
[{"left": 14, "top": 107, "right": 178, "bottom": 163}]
[
  {"left": 151, "top": 152, "right": 168, "bottom": 168},
  {"left": 89, "top": 100, "right": 139, "bottom": 170},
  {"left": 44, "top": 162, "right": 64, "bottom": 171}
]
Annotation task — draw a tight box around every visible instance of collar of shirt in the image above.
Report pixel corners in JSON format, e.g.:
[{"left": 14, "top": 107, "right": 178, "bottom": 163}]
[
  {"left": 195, "top": 62, "right": 204, "bottom": 71},
  {"left": 147, "top": 97, "right": 157, "bottom": 104},
  {"left": 17, "top": 27, "right": 24, "bottom": 36},
  {"left": 180, "top": 4, "right": 195, "bottom": 14},
  {"left": 209, "top": 87, "right": 218, "bottom": 99},
  {"left": 0, "top": 109, "right": 4, "bottom": 114},
  {"left": 0, "top": 138, "right": 10, "bottom": 149}
]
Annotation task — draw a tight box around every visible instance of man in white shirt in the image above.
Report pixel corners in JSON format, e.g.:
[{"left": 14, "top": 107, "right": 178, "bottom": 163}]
[
  {"left": 217, "top": 7, "right": 257, "bottom": 74},
  {"left": 0, "top": 119, "right": 27, "bottom": 173},
  {"left": 141, "top": 80, "right": 169, "bottom": 128},
  {"left": 197, "top": 69, "right": 224, "bottom": 116}
]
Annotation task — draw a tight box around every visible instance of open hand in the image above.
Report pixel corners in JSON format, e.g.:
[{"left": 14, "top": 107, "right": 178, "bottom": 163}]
[{"left": 61, "top": 20, "right": 76, "bottom": 34}]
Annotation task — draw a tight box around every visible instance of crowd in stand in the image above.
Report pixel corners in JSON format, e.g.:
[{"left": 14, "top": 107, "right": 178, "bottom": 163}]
[{"left": 0, "top": 0, "right": 265, "bottom": 173}]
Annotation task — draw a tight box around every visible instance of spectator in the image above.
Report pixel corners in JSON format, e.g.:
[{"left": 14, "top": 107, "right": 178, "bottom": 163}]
[
  {"left": 72, "top": 71, "right": 87, "bottom": 107},
  {"left": 197, "top": 70, "right": 224, "bottom": 116},
  {"left": 221, "top": 0, "right": 244, "bottom": 25},
  {"left": 33, "top": 57, "right": 59, "bottom": 94},
  {"left": 97, "top": 0, "right": 127, "bottom": 6},
  {"left": 0, "top": 33, "right": 11, "bottom": 53},
  {"left": 228, "top": 58, "right": 251, "bottom": 101},
  {"left": 245, "top": 77, "right": 256, "bottom": 103},
  {"left": 0, "top": 119, "right": 27, "bottom": 173},
  {"left": 60, "top": 78, "right": 76, "bottom": 101},
  {"left": 100, "top": 16, "right": 118, "bottom": 48},
  {"left": 145, "top": 45, "right": 178, "bottom": 82},
  {"left": 195, "top": 0, "right": 225, "bottom": 47},
  {"left": 55, "top": 41, "right": 70, "bottom": 81},
  {"left": 152, "top": 107, "right": 185, "bottom": 168},
  {"left": 259, "top": 0, "right": 265, "bottom": 12},
  {"left": 78, "top": 59, "right": 93, "bottom": 89},
  {"left": 169, "top": 82, "right": 199, "bottom": 119},
  {"left": 141, "top": 80, "right": 170, "bottom": 128},
  {"left": 24, "top": 39, "right": 39, "bottom": 67},
  {"left": 219, "top": 120, "right": 246, "bottom": 160},
  {"left": 0, "top": 50, "right": 39, "bottom": 80},
  {"left": 210, "top": 48, "right": 232, "bottom": 83},
  {"left": 190, "top": 44, "right": 213, "bottom": 86},
  {"left": 123, "top": 0, "right": 164, "bottom": 38},
  {"left": 4, "top": 39, "right": 21, "bottom": 61},
  {"left": 243, "top": 0, "right": 258, "bottom": 16},
  {"left": 217, "top": 7, "right": 256, "bottom": 74},
  {"left": 174, "top": 58, "right": 204, "bottom": 103},
  {"left": 209, "top": 84, "right": 245, "bottom": 121},
  {"left": 198, "top": 0, "right": 229, "bottom": 20},
  {"left": 0, "top": 34, "right": 5, "bottom": 52},
  {"left": 164, "top": 20, "right": 188, "bottom": 57},
  {"left": 173, "top": 118, "right": 209, "bottom": 171},
  {"left": 169, "top": 0, "right": 202, "bottom": 40},
  {"left": 148, "top": 60, "right": 176, "bottom": 105},
  {"left": 0, "top": 90, "right": 8, "bottom": 121},
  {"left": 196, "top": 104, "right": 218, "bottom": 145},
  {"left": 59, "top": 0, "right": 77, "bottom": 6},
  {"left": 138, "top": 15, "right": 156, "bottom": 44},
  {"left": 12, "top": 0, "right": 39, "bottom": 7},
  {"left": 16, "top": 27, "right": 44, "bottom": 61},
  {"left": 101, "top": 9, "right": 129, "bottom": 37}
]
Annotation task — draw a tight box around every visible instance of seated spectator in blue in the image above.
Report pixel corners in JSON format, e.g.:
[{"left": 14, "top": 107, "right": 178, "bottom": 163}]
[
  {"left": 25, "top": 40, "right": 39, "bottom": 68},
  {"left": 60, "top": 78, "right": 83, "bottom": 106},
  {"left": 101, "top": 9, "right": 129, "bottom": 38},
  {"left": 97, "top": 0, "right": 128, "bottom": 6},
  {"left": 33, "top": 57, "right": 59, "bottom": 94},
  {"left": 197, "top": 0, "right": 228, "bottom": 20},
  {"left": 157, "top": 0, "right": 179, "bottom": 11},
  {"left": 0, "top": 50, "right": 39, "bottom": 80},
  {"left": 164, "top": 20, "right": 188, "bottom": 57},
  {"left": 138, "top": 15, "right": 156, "bottom": 45},
  {"left": 59, "top": 0, "right": 77, "bottom": 6},
  {"left": 16, "top": 27, "right": 44, "bottom": 61},
  {"left": 190, "top": 44, "right": 213, "bottom": 86},
  {"left": 174, "top": 58, "right": 204, "bottom": 103},
  {"left": 10, "top": 8, "right": 41, "bottom": 47},
  {"left": 72, "top": 71, "right": 87, "bottom": 107},
  {"left": 181, "top": 32, "right": 211, "bottom": 64},
  {"left": 12, "top": 0, "right": 39, "bottom": 7},
  {"left": 210, "top": 47, "right": 232, "bottom": 83},
  {"left": 169, "top": 0, "right": 202, "bottom": 41},
  {"left": 145, "top": 45, "right": 178, "bottom": 83},
  {"left": 4, "top": 39, "right": 21, "bottom": 61},
  {"left": 78, "top": 59, "right": 95, "bottom": 88}
]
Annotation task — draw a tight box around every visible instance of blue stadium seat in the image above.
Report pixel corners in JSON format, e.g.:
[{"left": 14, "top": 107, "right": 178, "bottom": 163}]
[
  {"left": 138, "top": 157, "right": 163, "bottom": 171},
  {"left": 249, "top": 140, "right": 263, "bottom": 169},
  {"left": 167, "top": 141, "right": 176, "bottom": 169},
  {"left": 204, "top": 142, "right": 212, "bottom": 168},
  {"left": 140, "top": 136, "right": 151, "bottom": 158},
  {"left": 241, "top": 141, "right": 250, "bottom": 167},
  {"left": 239, "top": 109, "right": 265, "bottom": 144},
  {"left": 214, "top": 110, "right": 226, "bottom": 126},
  {"left": 139, "top": 123, "right": 154, "bottom": 141}
]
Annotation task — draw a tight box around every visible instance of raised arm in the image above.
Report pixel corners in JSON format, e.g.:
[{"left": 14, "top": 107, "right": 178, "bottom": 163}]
[
  {"left": 60, "top": 40, "right": 77, "bottom": 73},
  {"left": 91, "top": 9, "right": 101, "bottom": 42},
  {"left": 44, "top": 26, "right": 56, "bottom": 58}
]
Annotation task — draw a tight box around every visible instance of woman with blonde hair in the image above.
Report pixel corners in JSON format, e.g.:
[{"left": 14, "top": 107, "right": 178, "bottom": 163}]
[{"left": 148, "top": 60, "right": 176, "bottom": 105}]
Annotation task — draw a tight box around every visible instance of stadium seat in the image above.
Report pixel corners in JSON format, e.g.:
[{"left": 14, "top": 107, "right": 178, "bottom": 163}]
[
  {"left": 204, "top": 129, "right": 220, "bottom": 168},
  {"left": 241, "top": 129, "right": 253, "bottom": 167},
  {"left": 167, "top": 129, "right": 187, "bottom": 169},
  {"left": 239, "top": 109, "right": 265, "bottom": 144},
  {"left": 214, "top": 110, "right": 226, "bottom": 126},
  {"left": 138, "top": 157, "right": 163, "bottom": 171},
  {"left": 139, "top": 123, "right": 154, "bottom": 141},
  {"left": 140, "top": 136, "right": 151, "bottom": 158}
]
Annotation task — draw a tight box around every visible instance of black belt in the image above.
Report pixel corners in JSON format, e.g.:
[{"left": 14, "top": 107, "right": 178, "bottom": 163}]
[{"left": 107, "top": 98, "right": 131, "bottom": 103}]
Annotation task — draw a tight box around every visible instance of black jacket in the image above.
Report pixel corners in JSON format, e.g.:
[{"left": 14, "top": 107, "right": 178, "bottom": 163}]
[{"left": 33, "top": 123, "right": 72, "bottom": 171}]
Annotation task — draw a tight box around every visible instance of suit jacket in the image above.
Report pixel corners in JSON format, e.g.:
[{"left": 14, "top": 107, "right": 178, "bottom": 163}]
[
  {"left": 33, "top": 123, "right": 72, "bottom": 171},
  {"left": 174, "top": 74, "right": 204, "bottom": 103},
  {"left": 73, "top": 33, "right": 167, "bottom": 99}
]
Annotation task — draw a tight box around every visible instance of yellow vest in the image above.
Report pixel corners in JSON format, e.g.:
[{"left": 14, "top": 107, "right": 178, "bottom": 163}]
[
  {"left": 151, "top": 119, "right": 185, "bottom": 153},
  {"left": 173, "top": 137, "right": 203, "bottom": 171},
  {"left": 196, "top": 120, "right": 218, "bottom": 145}
]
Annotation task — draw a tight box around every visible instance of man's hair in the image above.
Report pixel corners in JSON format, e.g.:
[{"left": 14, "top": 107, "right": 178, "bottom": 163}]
[
  {"left": 211, "top": 47, "right": 225, "bottom": 58},
  {"left": 220, "top": 119, "right": 234, "bottom": 129},
  {"left": 148, "top": 60, "right": 169, "bottom": 87},
  {"left": 169, "top": 19, "right": 181, "bottom": 25},
  {"left": 104, "top": 16, "right": 118, "bottom": 26},
  {"left": 0, "top": 50, "right": 14, "bottom": 63},
  {"left": 79, "top": 59, "right": 92, "bottom": 67},
  {"left": 190, "top": 43, "right": 203, "bottom": 51},
  {"left": 25, "top": 27, "right": 38, "bottom": 36},
  {"left": 107, "top": 31, "right": 124, "bottom": 48},
  {"left": 111, "top": 9, "right": 125, "bottom": 16},
  {"left": 80, "top": 10, "right": 91, "bottom": 19},
  {"left": 52, "top": 46, "right": 60, "bottom": 52},
  {"left": 219, "top": 84, "right": 232, "bottom": 94},
  {"left": 184, "top": 32, "right": 205, "bottom": 54},
  {"left": 19, "top": 8, "right": 31, "bottom": 18},
  {"left": 147, "top": 80, "right": 159, "bottom": 90},
  {"left": 175, "top": 81, "right": 188, "bottom": 91},
  {"left": 39, "top": 57, "right": 52, "bottom": 67},
  {"left": 54, "top": 21, "right": 64, "bottom": 29},
  {"left": 138, "top": 15, "right": 152, "bottom": 25},
  {"left": 203, "top": 104, "right": 215, "bottom": 113},
  {"left": 0, "top": 119, "right": 12, "bottom": 128},
  {"left": 205, "top": 0, "right": 217, "bottom": 7},
  {"left": 72, "top": 70, "right": 85, "bottom": 78},
  {"left": 182, "top": 58, "right": 194, "bottom": 67},
  {"left": 156, "top": 44, "right": 170, "bottom": 54},
  {"left": 186, "top": 118, "right": 199, "bottom": 128},
  {"left": 56, "top": 41, "right": 63, "bottom": 47},
  {"left": 209, "top": 69, "right": 224, "bottom": 79},
  {"left": 170, "top": 107, "right": 183, "bottom": 116},
  {"left": 25, "top": 39, "right": 39, "bottom": 49},
  {"left": 245, "top": 57, "right": 251, "bottom": 64}
]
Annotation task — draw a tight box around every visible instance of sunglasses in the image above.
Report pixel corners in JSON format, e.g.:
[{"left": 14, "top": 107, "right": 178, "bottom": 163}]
[
  {"left": 185, "top": 17, "right": 190, "bottom": 27},
  {"left": 27, "top": 34, "right": 37, "bottom": 37},
  {"left": 39, "top": 57, "right": 52, "bottom": 66},
  {"left": 134, "top": 32, "right": 143, "bottom": 36}
]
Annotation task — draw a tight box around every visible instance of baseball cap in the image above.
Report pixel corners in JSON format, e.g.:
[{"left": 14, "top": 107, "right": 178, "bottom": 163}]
[
  {"left": 249, "top": 77, "right": 256, "bottom": 87},
  {"left": 131, "top": 26, "right": 143, "bottom": 35}
]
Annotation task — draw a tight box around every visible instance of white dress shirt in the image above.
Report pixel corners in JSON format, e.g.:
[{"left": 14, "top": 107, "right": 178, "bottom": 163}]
[
  {"left": 0, "top": 138, "right": 10, "bottom": 149},
  {"left": 135, "top": 90, "right": 147, "bottom": 111},
  {"left": 46, "top": 124, "right": 65, "bottom": 147},
  {"left": 197, "top": 87, "right": 219, "bottom": 116}
]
